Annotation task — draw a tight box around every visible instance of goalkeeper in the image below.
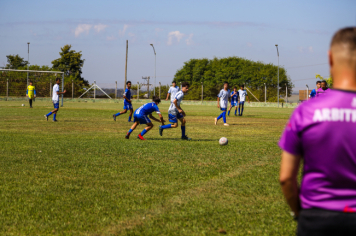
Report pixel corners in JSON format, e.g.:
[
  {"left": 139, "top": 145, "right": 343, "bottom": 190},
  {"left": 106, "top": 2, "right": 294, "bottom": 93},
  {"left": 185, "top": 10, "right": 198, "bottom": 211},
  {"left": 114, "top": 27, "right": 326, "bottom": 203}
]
[{"left": 26, "top": 81, "right": 36, "bottom": 108}]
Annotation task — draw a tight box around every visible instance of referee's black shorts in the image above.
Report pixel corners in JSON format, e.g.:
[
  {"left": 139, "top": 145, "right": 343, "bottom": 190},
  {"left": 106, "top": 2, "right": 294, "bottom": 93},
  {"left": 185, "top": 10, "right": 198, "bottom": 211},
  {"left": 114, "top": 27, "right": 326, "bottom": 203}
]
[{"left": 298, "top": 208, "right": 356, "bottom": 236}]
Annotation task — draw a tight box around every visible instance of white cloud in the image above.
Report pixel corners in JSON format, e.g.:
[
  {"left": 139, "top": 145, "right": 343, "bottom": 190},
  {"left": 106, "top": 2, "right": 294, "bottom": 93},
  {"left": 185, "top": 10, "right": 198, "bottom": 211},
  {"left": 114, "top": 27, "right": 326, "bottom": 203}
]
[
  {"left": 167, "top": 31, "right": 185, "bottom": 45},
  {"left": 106, "top": 36, "right": 116, "bottom": 41},
  {"left": 309, "top": 46, "right": 313, "bottom": 53},
  {"left": 119, "top": 24, "right": 129, "bottom": 37},
  {"left": 94, "top": 24, "right": 108, "bottom": 33},
  {"left": 186, "top": 33, "right": 194, "bottom": 45},
  {"left": 74, "top": 24, "right": 92, "bottom": 37}
]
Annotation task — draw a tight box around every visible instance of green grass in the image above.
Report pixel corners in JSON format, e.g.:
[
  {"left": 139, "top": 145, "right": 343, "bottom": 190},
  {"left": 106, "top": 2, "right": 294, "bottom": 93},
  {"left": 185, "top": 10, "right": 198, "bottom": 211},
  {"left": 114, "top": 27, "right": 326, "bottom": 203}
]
[{"left": 0, "top": 100, "right": 295, "bottom": 235}]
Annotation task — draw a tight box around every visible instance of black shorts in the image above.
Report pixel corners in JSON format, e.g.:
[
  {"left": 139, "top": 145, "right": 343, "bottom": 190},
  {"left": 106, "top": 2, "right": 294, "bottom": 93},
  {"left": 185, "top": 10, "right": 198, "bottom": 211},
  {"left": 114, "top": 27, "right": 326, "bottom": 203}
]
[{"left": 298, "top": 208, "right": 356, "bottom": 236}]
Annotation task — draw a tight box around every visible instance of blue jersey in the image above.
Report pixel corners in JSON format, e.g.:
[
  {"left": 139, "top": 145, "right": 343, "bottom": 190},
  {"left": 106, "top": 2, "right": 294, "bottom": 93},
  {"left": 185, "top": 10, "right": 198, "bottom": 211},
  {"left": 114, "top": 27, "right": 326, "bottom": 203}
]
[
  {"left": 231, "top": 91, "right": 238, "bottom": 103},
  {"left": 124, "top": 88, "right": 131, "bottom": 104},
  {"left": 310, "top": 89, "right": 316, "bottom": 98},
  {"left": 135, "top": 102, "right": 160, "bottom": 116}
]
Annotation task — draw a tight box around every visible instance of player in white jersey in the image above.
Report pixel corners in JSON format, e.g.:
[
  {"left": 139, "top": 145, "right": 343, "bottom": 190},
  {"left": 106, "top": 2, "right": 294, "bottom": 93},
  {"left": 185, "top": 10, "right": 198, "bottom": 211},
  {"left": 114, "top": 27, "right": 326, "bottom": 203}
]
[
  {"left": 44, "top": 78, "right": 66, "bottom": 122},
  {"left": 166, "top": 81, "right": 180, "bottom": 102},
  {"left": 215, "top": 82, "right": 231, "bottom": 126},
  {"left": 159, "top": 82, "right": 191, "bottom": 140},
  {"left": 228, "top": 87, "right": 238, "bottom": 116},
  {"left": 238, "top": 85, "right": 249, "bottom": 116}
]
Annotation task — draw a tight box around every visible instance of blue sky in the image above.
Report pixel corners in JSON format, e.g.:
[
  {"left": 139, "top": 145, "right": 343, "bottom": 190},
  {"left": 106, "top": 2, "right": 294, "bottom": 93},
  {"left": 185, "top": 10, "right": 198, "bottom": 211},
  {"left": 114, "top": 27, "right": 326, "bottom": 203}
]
[{"left": 1, "top": 0, "right": 355, "bottom": 90}]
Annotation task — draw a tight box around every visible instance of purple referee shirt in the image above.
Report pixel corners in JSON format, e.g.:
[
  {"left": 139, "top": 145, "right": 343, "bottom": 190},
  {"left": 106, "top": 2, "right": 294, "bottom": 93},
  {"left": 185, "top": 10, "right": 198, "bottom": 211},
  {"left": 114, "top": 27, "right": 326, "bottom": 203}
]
[
  {"left": 279, "top": 89, "right": 356, "bottom": 212},
  {"left": 316, "top": 87, "right": 330, "bottom": 97}
]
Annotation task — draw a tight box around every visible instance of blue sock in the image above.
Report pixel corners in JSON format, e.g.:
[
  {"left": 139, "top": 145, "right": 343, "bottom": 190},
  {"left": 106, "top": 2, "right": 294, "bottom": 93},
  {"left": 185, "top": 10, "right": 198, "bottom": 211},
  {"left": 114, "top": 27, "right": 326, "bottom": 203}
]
[
  {"left": 128, "top": 129, "right": 133, "bottom": 134},
  {"left": 53, "top": 114, "right": 56, "bottom": 120},
  {"left": 238, "top": 107, "right": 240, "bottom": 115},
  {"left": 128, "top": 116, "right": 131, "bottom": 122},
  {"left": 228, "top": 110, "right": 230, "bottom": 116},
  {"left": 46, "top": 112, "right": 52, "bottom": 117},
  {"left": 217, "top": 113, "right": 223, "bottom": 120},
  {"left": 140, "top": 129, "right": 148, "bottom": 136},
  {"left": 115, "top": 112, "right": 121, "bottom": 117},
  {"left": 181, "top": 126, "right": 186, "bottom": 137},
  {"left": 223, "top": 111, "right": 226, "bottom": 123},
  {"left": 161, "top": 124, "right": 172, "bottom": 129},
  {"left": 235, "top": 109, "right": 237, "bottom": 115},
  {"left": 241, "top": 107, "right": 244, "bottom": 115}
]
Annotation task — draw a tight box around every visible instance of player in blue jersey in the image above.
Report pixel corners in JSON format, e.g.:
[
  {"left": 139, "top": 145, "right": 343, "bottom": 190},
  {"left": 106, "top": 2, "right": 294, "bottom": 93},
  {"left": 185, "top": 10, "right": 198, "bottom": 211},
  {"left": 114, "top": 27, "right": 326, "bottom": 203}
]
[
  {"left": 238, "top": 85, "right": 249, "bottom": 116},
  {"left": 228, "top": 87, "right": 238, "bottom": 116},
  {"left": 309, "top": 81, "right": 321, "bottom": 98},
  {"left": 166, "top": 81, "right": 180, "bottom": 101},
  {"left": 125, "top": 96, "right": 165, "bottom": 140},
  {"left": 215, "top": 82, "right": 231, "bottom": 126},
  {"left": 113, "top": 81, "right": 133, "bottom": 122},
  {"left": 159, "top": 82, "right": 191, "bottom": 140}
]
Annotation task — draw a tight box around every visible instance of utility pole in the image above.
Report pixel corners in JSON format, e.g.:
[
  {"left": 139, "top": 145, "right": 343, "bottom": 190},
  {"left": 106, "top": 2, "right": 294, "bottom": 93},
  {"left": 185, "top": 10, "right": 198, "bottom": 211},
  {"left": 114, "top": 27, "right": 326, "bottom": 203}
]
[
  {"left": 264, "top": 83, "right": 266, "bottom": 103},
  {"left": 275, "top": 44, "right": 279, "bottom": 108},
  {"left": 137, "top": 82, "right": 139, "bottom": 100},
  {"left": 201, "top": 82, "right": 203, "bottom": 104},
  {"left": 286, "top": 83, "right": 288, "bottom": 103},
  {"left": 115, "top": 81, "right": 117, "bottom": 99},
  {"left": 159, "top": 82, "right": 161, "bottom": 99},
  {"left": 124, "top": 40, "right": 128, "bottom": 90},
  {"left": 150, "top": 44, "right": 156, "bottom": 96},
  {"left": 27, "top": 42, "right": 30, "bottom": 87}
]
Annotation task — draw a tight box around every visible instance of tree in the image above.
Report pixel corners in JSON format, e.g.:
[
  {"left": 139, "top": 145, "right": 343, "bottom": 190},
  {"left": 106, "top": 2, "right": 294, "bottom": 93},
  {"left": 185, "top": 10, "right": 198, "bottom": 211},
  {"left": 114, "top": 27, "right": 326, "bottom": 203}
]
[
  {"left": 5, "top": 55, "right": 29, "bottom": 69},
  {"left": 51, "top": 45, "right": 88, "bottom": 85}
]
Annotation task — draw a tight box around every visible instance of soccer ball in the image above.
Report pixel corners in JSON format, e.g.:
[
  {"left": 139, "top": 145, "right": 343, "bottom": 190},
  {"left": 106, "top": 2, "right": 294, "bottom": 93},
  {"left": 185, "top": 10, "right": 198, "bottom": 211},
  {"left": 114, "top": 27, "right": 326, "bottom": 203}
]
[
  {"left": 21, "top": 104, "right": 25, "bottom": 107},
  {"left": 219, "top": 137, "right": 228, "bottom": 146}
]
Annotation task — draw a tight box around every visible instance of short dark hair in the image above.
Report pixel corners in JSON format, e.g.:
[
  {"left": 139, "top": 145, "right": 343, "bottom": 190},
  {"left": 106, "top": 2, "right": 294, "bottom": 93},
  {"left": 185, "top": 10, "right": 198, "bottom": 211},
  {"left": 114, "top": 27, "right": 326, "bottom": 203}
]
[
  {"left": 224, "top": 82, "right": 229, "bottom": 85},
  {"left": 56, "top": 78, "right": 60, "bottom": 82},
  {"left": 321, "top": 80, "right": 327, "bottom": 84},
  {"left": 29, "top": 81, "right": 33, "bottom": 83},
  {"left": 234, "top": 86, "right": 237, "bottom": 89},
  {"left": 331, "top": 27, "right": 356, "bottom": 51},
  {"left": 316, "top": 81, "right": 321, "bottom": 84},
  {"left": 240, "top": 84, "right": 244, "bottom": 88},
  {"left": 172, "top": 81, "right": 176, "bottom": 84},
  {"left": 181, "top": 82, "right": 189, "bottom": 88},
  {"left": 126, "top": 81, "right": 131, "bottom": 85},
  {"left": 152, "top": 96, "right": 161, "bottom": 104}
]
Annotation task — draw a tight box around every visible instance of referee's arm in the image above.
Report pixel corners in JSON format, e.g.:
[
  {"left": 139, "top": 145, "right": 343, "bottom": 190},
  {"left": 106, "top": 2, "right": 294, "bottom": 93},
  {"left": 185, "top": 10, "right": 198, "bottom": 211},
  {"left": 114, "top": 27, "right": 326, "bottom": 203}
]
[{"left": 280, "top": 151, "right": 302, "bottom": 217}]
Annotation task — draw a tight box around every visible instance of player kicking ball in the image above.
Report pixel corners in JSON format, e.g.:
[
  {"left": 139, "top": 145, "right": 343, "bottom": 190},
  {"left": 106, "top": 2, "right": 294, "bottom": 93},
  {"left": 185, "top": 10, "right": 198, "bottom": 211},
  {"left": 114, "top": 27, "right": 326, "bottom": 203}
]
[
  {"left": 159, "top": 82, "right": 191, "bottom": 140},
  {"left": 215, "top": 82, "right": 231, "bottom": 126},
  {"left": 44, "top": 78, "right": 66, "bottom": 122},
  {"left": 125, "top": 96, "right": 165, "bottom": 140},
  {"left": 113, "top": 81, "right": 133, "bottom": 122},
  {"left": 238, "top": 85, "right": 249, "bottom": 116},
  {"left": 228, "top": 87, "right": 238, "bottom": 116}
]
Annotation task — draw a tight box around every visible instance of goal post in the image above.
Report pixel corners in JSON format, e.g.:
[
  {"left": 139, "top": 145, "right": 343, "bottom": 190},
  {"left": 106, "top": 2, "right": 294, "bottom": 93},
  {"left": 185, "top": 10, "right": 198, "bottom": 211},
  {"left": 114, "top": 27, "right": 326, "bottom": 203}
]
[{"left": 0, "top": 69, "right": 65, "bottom": 107}]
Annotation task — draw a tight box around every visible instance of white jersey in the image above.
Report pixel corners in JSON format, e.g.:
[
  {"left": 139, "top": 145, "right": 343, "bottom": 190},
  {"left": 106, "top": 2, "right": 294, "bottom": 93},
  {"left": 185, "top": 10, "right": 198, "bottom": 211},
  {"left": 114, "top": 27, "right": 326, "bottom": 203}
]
[
  {"left": 168, "top": 86, "right": 180, "bottom": 102},
  {"left": 238, "top": 89, "right": 248, "bottom": 102},
  {"left": 52, "top": 84, "right": 59, "bottom": 102},
  {"left": 218, "top": 89, "right": 231, "bottom": 109},
  {"left": 168, "top": 91, "right": 184, "bottom": 115}
]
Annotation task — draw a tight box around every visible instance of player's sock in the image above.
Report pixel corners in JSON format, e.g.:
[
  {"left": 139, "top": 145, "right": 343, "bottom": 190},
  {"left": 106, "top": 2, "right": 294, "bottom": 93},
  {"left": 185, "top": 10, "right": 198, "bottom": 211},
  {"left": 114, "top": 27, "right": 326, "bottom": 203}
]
[
  {"left": 238, "top": 107, "right": 240, "bottom": 115},
  {"left": 53, "top": 114, "right": 57, "bottom": 121},
  {"left": 181, "top": 126, "right": 186, "bottom": 137},
  {"left": 217, "top": 113, "right": 223, "bottom": 120},
  {"left": 241, "top": 107, "right": 244, "bottom": 115},
  {"left": 235, "top": 109, "right": 237, "bottom": 115},
  {"left": 29, "top": 99, "right": 32, "bottom": 107},
  {"left": 115, "top": 112, "right": 121, "bottom": 117},
  {"left": 128, "top": 116, "right": 132, "bottom": 122},
  {"left": 228, "top": 110, "right": 230, "bottom": 116},
  {"left": 46, "top": 112, "right": 52, "bottom": 117},
  {"left": 140, "top": 129, "right": 148, "bottom": 136},
  {"left": 161, "top": 124, "right": 172, "bottom": 129},
  {"left": 128, "top": 129, "right": 133, "bottom": 134},
  {"left": 223, "top": 111, "right": 227, "bottom": 123}
]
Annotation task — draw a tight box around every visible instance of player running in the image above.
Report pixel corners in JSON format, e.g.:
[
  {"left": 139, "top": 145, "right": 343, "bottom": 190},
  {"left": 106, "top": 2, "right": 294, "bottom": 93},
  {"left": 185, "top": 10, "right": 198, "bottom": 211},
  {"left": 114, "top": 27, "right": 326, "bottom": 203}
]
[
  {"left": 215, "top": 82, "right": 231, "bottom": 126},
  {"left": 125, "top": 96, "right": 165, "bottom": 140},
  {"left": 159, "top": 82, "right": 191, "bottom": 140},
  {"left": 113, "top": 81, "right": 133, "bottom": 122},
  {"left": 44, "top": 78, "right": 66, "bottom": 122},
  {"left": 228, "top": 87, "right": 238, "bottom": 116},
  {"left": 309, "top": 81, "right": 321, "bottom": 98},
  {"left": 166, "top": 81, "right": 180, "bottom": 101},
  {"left": 238, "top": 85, "right": 249, "bottom": 116},
  {"left": 26, "top": 81, "right": 36, "bottom": 108}
]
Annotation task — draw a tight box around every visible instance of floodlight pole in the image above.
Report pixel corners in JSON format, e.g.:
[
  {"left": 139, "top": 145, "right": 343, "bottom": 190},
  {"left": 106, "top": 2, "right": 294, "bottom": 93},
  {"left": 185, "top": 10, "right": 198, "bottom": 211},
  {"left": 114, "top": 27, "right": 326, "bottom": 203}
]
[
  {"left": 27, "top": 42, "right": 30, "bottom": 87},
  {"left": 264, "top": 83, "right": 266, "bottom": 103},
  {"left": 306, "top": 84, "right": 309, "bottom": 101},
  {"left": 275, "top": 44, "right": 279, "bottom": 108},
  {"left": 150, "top": 44, "right": 156, "bottom": 96}
]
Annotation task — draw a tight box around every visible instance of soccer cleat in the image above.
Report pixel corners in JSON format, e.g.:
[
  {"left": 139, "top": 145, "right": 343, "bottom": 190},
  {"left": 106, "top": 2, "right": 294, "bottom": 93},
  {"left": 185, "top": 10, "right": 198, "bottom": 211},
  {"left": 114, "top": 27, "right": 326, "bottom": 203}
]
[
  {"left": 224, "top": 123, "right": 230, "bottom": 126},
  {"left": 113, "top": 114, "right": 116, "bottom": 121},
  {"left": 125, "top": 134, "right": 130, "bottom": 139},
  {"left": 181, "top": 135, "right": 192, "bottom": 141},
  {"left": 53, "top": 120, "right": 58, "bottom": 122},
  {"left": 137, "top": 134, "right": 146, "bottom": 140},
  {"left": 214, "top": 118, "right": 218, "bottom": 125},
  {"left": 44, "top": 115, "right": 48, "bottom": 121},
  {"left": 159, "top": 126, "right": 163, "bottom": 136}
]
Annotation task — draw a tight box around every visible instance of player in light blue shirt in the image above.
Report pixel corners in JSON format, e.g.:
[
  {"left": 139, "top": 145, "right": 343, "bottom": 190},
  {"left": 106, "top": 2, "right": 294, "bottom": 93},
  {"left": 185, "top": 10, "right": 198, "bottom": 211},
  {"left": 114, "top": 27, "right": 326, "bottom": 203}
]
[
  {"left": 228, "top": 87, "right": 238, "bottom": 116},
  {"left": 159, "top": 82, "right": 191, "bottom": 140},
  {"left": 125, "top": 96, "right": 165, "bottom": 140},
  {"left": 113, "top": 81, "right": 133, "bottom": 122},
  {"left": 215, "top": 82, "right": 231, "bottom": 126},
  {"left": 166, "top": 81, "right": 180, "bottom": 102}
]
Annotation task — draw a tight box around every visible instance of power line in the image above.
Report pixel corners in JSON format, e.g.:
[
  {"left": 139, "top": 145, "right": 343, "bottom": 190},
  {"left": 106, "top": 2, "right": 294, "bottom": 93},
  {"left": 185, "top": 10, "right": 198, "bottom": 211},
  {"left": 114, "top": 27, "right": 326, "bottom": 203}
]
[{"left": 286, "top": 63, "right": 328, "bottom": 69}]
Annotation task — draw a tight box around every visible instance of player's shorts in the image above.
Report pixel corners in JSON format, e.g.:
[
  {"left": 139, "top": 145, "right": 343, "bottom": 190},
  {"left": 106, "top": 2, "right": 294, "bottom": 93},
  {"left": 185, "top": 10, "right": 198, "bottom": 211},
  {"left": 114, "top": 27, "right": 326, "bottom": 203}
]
[
  {"left": 220, "top": 108, "right": 227, "bottom": 111},
  {"left": 168, "top": 113, "right": 184, "bottom": 123},
  {"left": 53, "top": 101, "right": 59, "bottom": 109},
  {"left": 28, "top": 95, "right": 35, "bottom": 99},
  {"left": 133, "top": 114, "right": 151, "bottom": 124},
  {"left": 231, "top": 101, "right": 238, "bottom": 107},
  {"left": 123, "top": 103, "right": 133, "bottom": 110},
  {"left": 239, "top": 101, "right": 245, "bottom": 105}
]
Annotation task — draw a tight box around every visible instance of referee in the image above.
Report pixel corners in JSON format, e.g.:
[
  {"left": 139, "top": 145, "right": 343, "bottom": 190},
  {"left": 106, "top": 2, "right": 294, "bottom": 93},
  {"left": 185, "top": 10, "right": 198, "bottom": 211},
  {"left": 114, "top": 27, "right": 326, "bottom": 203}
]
[{"left": 279, "top": 27, "right": 356, "bottom": 235}]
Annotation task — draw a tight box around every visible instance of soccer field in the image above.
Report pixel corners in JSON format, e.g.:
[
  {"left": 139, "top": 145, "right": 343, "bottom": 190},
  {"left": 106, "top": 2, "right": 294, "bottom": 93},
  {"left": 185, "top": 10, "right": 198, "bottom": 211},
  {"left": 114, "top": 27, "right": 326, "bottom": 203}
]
[{"left": 0, "top": 101, "right": 296, "bottom": 235}]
